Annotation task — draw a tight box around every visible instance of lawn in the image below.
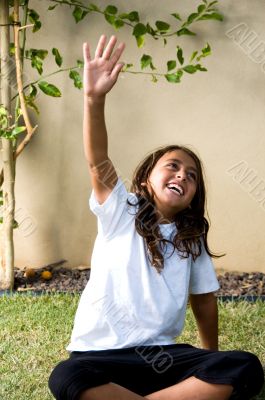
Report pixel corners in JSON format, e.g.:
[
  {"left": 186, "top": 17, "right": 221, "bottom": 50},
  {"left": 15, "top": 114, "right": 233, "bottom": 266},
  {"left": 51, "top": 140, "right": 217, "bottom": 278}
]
[{"left": 0, "top": 294, "right": 264, "bottom": 400}]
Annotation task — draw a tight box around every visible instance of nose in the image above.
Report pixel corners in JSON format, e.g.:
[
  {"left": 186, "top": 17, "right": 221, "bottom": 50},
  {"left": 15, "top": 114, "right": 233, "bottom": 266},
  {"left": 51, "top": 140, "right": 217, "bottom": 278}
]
[{"left": 176, "top": 169, "right": 187, "bottom": 181}]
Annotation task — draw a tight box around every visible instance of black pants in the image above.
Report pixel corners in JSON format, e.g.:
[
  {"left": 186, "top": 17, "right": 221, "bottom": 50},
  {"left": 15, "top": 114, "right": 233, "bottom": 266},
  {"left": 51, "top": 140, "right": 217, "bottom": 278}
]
[{"left": 48, "top": 344, "right": 264, "bottom": 400}]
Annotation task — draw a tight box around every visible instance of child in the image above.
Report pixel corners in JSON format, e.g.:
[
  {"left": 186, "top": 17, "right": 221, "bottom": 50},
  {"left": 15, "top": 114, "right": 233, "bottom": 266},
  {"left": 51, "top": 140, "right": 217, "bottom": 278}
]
[{"left": 48, "top": 35, "right": 264, "bottom": 400}]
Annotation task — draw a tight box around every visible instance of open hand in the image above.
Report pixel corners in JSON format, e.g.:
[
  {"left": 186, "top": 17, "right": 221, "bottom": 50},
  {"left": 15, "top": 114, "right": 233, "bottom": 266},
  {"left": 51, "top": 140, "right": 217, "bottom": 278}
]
[{"left": 83, "top": 35, "right": 126, "bottom": 99}]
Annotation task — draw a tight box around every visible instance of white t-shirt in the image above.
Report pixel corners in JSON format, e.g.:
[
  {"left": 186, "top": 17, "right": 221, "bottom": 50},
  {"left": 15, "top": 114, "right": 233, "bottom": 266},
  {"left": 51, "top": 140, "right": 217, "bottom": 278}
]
[{"left": 67, "top": 178, "right": 220, "bottom": 352}]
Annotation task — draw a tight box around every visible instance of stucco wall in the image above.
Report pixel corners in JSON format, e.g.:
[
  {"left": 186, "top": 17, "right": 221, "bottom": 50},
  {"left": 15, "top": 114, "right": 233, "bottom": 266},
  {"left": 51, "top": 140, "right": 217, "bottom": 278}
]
[{"left": 10, "top": 0, "right": 265, "bottom": 272}]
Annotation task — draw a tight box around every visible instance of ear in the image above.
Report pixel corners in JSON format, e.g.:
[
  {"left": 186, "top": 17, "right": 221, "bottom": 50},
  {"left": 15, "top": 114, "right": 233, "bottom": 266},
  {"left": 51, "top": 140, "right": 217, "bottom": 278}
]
[{"left": 141, "top": 182, "right": 147, "bottom": 186}]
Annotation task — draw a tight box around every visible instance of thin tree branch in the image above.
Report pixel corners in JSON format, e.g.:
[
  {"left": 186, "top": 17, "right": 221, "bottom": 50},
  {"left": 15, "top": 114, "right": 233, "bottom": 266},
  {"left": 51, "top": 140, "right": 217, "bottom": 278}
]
[
  {"left": 18, "top": 23, "right": 34, "bottom": 31},
  {"left": 0, "top": 1, "right": 38, "bottom": 188},
  {"left": 13, "top": 2, "right": 38, "bottom": 156}
]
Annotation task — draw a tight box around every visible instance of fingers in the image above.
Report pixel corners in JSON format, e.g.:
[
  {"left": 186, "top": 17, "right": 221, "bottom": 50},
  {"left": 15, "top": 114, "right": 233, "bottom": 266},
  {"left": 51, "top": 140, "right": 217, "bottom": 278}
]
[
  {"left": 110, "top": 62, "right": 125, "bottom": 81},
  {"left": 95, "top": 34, "right": 107, "bottom": 58},
  {"left": 95, "top": 35, "right": 125, "bottom": 61},
  {"left": 109, "top": 42, "right": 125, "bottom": 69},
  {"left": 102, "top": 35, "right": 117, "bottom": 60},
  {"left": 87, "top": 35, "right": 125, "bottom": 73},
  {"left": 83, "top": 42, "right": 91, "bottom": 63}
]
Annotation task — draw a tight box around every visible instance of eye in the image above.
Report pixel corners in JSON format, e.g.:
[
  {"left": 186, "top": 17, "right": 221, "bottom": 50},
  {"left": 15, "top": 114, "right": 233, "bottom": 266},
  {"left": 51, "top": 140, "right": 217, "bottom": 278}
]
[
  {"left": 187, "top": 172, "right": 197, "bottom": 181},
  {"left": 168, "top": 163, "right": 178, "bottom": 168}
]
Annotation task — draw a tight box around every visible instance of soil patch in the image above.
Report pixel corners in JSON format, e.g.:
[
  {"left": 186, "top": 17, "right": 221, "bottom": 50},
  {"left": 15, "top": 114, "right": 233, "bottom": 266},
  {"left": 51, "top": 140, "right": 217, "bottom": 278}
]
[{"left": 13, "top": 264, "right": 265, "bottom": 296}]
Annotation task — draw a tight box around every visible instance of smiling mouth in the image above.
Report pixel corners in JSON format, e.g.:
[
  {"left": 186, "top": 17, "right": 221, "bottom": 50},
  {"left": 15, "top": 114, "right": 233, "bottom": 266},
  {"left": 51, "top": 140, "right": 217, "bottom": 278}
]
[{"left": 166, "top": 184, "right": 184, "bottom": 196}]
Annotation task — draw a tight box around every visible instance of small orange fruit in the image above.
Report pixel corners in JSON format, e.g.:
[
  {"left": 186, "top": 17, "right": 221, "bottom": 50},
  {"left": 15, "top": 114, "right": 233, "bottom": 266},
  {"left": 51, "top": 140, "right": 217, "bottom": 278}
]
[
  {"left": 41, "top": 270, "right": 52, "bottom": 280},
  {"left": 24, "top": 268, "right": 36, "bottom": 279}
]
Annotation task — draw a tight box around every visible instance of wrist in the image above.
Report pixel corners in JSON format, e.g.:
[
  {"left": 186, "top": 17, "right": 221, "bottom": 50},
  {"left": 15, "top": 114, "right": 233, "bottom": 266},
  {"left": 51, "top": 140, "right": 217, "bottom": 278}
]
[{"left": 84, "top": 94, "right": 106, "bottom": 105}]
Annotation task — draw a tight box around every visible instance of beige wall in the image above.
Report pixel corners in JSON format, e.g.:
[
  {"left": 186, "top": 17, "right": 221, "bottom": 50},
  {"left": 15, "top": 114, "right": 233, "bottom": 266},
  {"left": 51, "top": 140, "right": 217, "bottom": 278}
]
[{"left": 11, "top": 0, "right": 265, "bottom": 272}]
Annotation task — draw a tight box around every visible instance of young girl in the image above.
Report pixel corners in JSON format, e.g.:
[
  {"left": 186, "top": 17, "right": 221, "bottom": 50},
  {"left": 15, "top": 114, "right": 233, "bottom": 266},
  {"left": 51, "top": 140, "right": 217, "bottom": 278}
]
[{"left": 48, "top": 35, "right": 264, "bottom": 400}]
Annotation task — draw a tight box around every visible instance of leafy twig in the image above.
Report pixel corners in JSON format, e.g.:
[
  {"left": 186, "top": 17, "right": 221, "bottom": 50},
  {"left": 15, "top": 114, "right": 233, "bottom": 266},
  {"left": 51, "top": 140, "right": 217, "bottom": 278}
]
[{"left": 13, "top": 5, "right": 38, "bottom": 156}]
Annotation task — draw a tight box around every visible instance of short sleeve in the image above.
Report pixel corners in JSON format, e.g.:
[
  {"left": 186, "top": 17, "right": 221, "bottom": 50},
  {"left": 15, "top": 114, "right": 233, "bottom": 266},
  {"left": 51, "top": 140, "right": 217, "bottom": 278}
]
[
  {"left": 89, "top": 177, "right": 130, "bottom": 239},
  {"left": 189, "top": 241, "right": 220, "bottom": 294}
]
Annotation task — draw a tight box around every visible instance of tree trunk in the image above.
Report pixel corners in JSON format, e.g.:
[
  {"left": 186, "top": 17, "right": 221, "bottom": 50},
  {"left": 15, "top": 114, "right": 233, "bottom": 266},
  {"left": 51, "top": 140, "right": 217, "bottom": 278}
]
[{"left": 0, "top": 0, "right": 16, "bottom": 290}]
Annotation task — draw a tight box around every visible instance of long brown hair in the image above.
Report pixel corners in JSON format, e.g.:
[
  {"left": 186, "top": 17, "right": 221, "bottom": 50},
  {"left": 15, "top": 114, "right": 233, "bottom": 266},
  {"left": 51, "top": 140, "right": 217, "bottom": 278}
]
[{"left": 127, "top": 145, "right": 224, "bottom": 273}]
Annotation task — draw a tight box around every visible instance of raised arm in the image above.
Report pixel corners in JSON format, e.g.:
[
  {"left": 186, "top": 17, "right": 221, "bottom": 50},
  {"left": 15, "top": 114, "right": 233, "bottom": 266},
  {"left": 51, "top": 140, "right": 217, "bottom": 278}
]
[{"left": 83, "top": 35, "right": 125, "bottom": 204}]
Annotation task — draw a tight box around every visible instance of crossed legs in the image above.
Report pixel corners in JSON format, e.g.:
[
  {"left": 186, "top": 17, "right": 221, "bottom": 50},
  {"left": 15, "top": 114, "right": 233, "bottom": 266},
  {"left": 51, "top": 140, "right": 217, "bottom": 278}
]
[{"left": 79, "top": 377, "right": 233, "bottom": 400}]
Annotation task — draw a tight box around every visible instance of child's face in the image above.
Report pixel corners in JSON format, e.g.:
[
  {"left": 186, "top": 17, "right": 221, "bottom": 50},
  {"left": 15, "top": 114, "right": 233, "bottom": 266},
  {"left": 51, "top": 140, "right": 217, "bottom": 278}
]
[{"left": 144, "top": 150, "right": 198, "bottom": 223}]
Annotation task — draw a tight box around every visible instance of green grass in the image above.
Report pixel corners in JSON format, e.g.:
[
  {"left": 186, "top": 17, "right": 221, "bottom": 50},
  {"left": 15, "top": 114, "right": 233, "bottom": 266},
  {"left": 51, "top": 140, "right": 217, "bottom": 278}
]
[{"left": 0, "top": 294, "right": 264, "bottom": 400}]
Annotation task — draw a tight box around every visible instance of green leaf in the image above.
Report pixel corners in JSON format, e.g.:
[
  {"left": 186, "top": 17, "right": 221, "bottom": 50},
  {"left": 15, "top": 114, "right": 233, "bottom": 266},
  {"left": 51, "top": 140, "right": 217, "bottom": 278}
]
[
  {"left": 28, "top": 8, "right": 39, "bottom": 21},
  {"left": 128, "top": 11, "right": 139, "bottom": 22},
  {"left": 177, "top": 28, "right": 196, "bottom": 36},
  {"left": 122, "top": 63, "right": 133, "bottom": 72},
  {"left": 113, "top": 19, "right": 124, "bottom": 30},
  {"left": 48, "top": 5, "right": 57, "bottom": 10},
  {"left": 202, "top": 42, "right": 211, "bottom": 55},
  {"left": 0, "top": 104, "right": 8, "bottom": 129},
  {"left": 187, "top": 13, "right": 198, "bottom": 24},
  {"left": 183, "top": 65, "right": 197, "bottom": 74},
  {"left": 167, "top": 60, "right": 176, "bottom": 71},
  {"left": 69, "top": 70, "right": 83, "bottom": 89},
  {"left": 38, "top": 81, "right": 61, "bottom": 97},
  {"left": 15, "top": 108, "right": 23, "bottom": 120},
  {"left": 36, "top": 49, "right": 48, "bottom": 59},
  {"left": 33, "top": 20, "right": 41, "bottom": 32},
  {"left": 105, "top": 5, "right": 118, "bottom": 15},
  {"left": 171, "top": 13, "right": 182, "bottom": 21},
  {"left": 73, "top": 6, "right": 82, "bottom": 22},
  {"left": 163, "top": 38, "right": 167, "bottom": 46},
  {"left": 104, "top": 13, "right": 115, "bottom": 26},
  {"left": 119, "top": 11, "right": 139, "bottom": 22},
  {"left": 11, "top": 126, "right": 26, "bottom": 136},
  {"left": 165, "top": 70, "right": 183, "bottom": 83},
  {"left": 31, "top": 57, "right": 43, "bottom": 75},
  {"left": 198, "top": 12, "right": 223, "bottom": 21},
  {"left": 136, "top": 35, "right": 145, "bottom": 48},
  {"left": 155, "top": 20, "right": 170, "bottom": 32},
  {"left": 177, "top": 46, "right": 184, "bottom": 65},
  {"left": 140, "top": 54, "right": 155, "bottom": 70},
  {"left": 26, "top": 48, "right": 48, "bottom": 74},
  {"left": 13, "top": 220, "right": 19, "bottom": 229},
  {"left": 133, "top": 23, "right": 147, "bottom": 37},
  {"left": 88, "top": 3, "right": 100, "bottom": 11},
  {"left": 197, "top": 4, "right": 206, "bottom": 13},
  {"left": 9, "top": 42, "right": 15, "bottom": 56},
  {"left": 0, "top": 105, "right": 8, "bottom": 118},
  {"left": 77, "top": 59, "right": 84, "bottom": 68},
  {"left": 52, "top": 48, "right": 63, "bottom": 67},
  {"left": 28, "top": 9, "right": 41, "bottom": 32},
  {"left": 197, "top": 43, "right": 211, "bottom": 61},
  {"left": 26, "top": 49, "right": 48, "bottom": 60},
  {"left": 29, "top": 84, "right": 37, "bottom": 98},
  {"left": 195, "top": 64, "right": 207, "bottom": 71},
  {"left": 190, "top": 51, "right": 198, "bottom": 62},
  {"left": 73, "top": 6, "right": 89, "bottom": 23},
  {"left": 25, "top": 97, "right": 39, "bottom": 114},
  {"left": 146, "top": 23, "right": 157, "bottom": 36},
  {"left": 209, "top": 1, "right": 219, "bottom": 7},
  {"left": 151, "top": 74, "right": 158, "bottom": 83},
  {"left": 119, "top": 13, "right": 129, "bottom": 20}
]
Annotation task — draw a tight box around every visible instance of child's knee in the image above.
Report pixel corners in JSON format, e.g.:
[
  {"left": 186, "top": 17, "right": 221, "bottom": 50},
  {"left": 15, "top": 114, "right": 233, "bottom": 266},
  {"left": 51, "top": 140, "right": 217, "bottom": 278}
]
[
  {"left": 48, "top": 359, "right": 74, "bottom": 400},
  {"left": 228, "top": 350, "right": 264, "bottom": 397},
  {"left": 48, "top": 356, "right": 110, "bottom": 400}
]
